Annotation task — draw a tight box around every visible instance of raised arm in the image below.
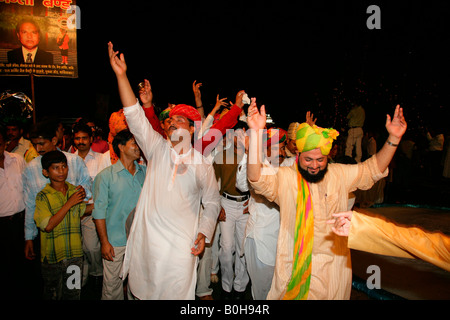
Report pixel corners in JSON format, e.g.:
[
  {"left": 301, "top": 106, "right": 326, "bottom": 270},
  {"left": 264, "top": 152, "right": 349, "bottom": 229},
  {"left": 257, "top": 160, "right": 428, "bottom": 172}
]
[
  {"left": 246, "top": 97, "right": 267, "bottom": 182},
  {"left": 108, "top": 42, "right": 165, "bottom": 158},
  {"left": 192, "top": 80, "right": 205, "bottom": 119},
  {"left": 139, "top": 79, "right": 153, "bottom": 109},
  {"left": 108, "top": 41, "right": 137, "bottom": 108},
  {"left": 139, "top": 79, "right": 166, "bottom": 137},
  {"left": 375, "top": 105, "right": 407, "bottom": 173},
  {"left": 196, "top": 91, "right": 245, "bottom": 155}
]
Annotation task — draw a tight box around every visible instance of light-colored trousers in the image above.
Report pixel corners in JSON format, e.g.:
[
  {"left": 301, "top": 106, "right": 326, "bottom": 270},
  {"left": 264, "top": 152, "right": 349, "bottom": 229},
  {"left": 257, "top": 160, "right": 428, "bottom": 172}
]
[
  {"left": 196, "top": 243, "right": 213, "bottom": 297},
  {"left": 196, "top": 222, "right": 222, "bottom": 297},
  {"left": 345, "top": 127, "right": 364, "bottom": 162},
  {"left": 101, "top": 245, "right": 126, "bottom": 300},
  {"left": 219, "top": 197, "right": 249, "bottom": 293},
  {"left": 211, "top": 223, "right": 221, "bottom": 275},
  {"left": 81, "top": 215, "right": 103, "bottom": 287},
  {"left": 244, "top": 237, "right": 275, "bottom": 300}
]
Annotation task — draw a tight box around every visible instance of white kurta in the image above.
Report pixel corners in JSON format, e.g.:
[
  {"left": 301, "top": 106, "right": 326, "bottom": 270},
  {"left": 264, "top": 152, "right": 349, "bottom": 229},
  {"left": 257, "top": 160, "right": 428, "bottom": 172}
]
[
  {"left": 236, "top": 154, "right": 295, "bottom": 266},
  {"left": 121, "top": 101, "right": 220, "bottom": 300}
]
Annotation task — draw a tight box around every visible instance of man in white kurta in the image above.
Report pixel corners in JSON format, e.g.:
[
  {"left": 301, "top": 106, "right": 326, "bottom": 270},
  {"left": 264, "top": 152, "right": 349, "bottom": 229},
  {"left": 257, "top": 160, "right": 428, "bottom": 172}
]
[
  {"left": 107, "top": 41, "right": 220, "bottom": 300},
  {"left": 235, "top": 128, "right": 295, "bottom": 300},
  {"left": 120, "top": 101, "right": 220, "bottom": 300}
]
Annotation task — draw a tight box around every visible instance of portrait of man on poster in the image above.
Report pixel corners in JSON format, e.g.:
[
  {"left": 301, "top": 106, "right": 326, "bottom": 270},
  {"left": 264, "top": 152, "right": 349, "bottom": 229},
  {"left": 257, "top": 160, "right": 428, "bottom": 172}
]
[{"left": 7, "top": 18, "right": 53, "bottom": 65}]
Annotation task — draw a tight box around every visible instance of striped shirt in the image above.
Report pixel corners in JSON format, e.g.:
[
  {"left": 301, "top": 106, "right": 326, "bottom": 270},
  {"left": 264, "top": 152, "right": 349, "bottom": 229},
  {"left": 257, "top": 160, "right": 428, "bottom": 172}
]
[{"left": 34, "top": 182, "right": 86, "bottom": 264}]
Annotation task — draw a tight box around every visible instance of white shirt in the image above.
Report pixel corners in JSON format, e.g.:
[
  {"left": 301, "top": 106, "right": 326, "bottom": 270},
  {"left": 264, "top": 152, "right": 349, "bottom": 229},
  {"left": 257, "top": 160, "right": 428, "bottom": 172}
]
[
  {"left": 0, "top": 152, "right": 26, "bottom": 217},
  {"left": 75, "top": 148, "right": 103, "bottom": 181},
  {"left": 121, "top": 100, "right": 220, "bottom": 300},
  {"left": 236, "top": 153, "right": 295, "bottom": 266},
  {"left": 75, "top": 148, "right": 103, "bottom": 203},
  {"left": 8, "top": 136, "right": 33, "bottom": 158}
]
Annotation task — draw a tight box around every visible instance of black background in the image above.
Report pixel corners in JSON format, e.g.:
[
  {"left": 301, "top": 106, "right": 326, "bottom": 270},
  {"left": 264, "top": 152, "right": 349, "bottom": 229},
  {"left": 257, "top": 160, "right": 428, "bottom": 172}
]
[{"left": 1, "top": 0, "right": 448, "bottom": 133}]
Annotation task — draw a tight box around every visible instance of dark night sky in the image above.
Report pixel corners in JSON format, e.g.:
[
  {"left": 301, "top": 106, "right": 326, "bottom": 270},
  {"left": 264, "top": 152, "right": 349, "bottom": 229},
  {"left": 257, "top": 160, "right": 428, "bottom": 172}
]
[{"left": 1, "top": 0, "right": 448, "bottom": 134}]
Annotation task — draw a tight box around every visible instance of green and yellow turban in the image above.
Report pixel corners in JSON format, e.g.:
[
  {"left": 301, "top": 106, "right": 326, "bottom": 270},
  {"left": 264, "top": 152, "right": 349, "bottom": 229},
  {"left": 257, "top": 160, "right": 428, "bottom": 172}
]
[
  {"left": 295, "top": 123, "right": 339, "bottom": 156},
  {"left": 158, "top": 107, "right": 171, "bottom": 122}
]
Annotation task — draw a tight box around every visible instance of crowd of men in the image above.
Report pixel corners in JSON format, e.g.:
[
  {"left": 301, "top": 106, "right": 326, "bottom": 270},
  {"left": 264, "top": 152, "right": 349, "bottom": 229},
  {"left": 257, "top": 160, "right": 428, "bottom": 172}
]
[{"left": 0, "top": 42, "right": 449, "bottom": 301}]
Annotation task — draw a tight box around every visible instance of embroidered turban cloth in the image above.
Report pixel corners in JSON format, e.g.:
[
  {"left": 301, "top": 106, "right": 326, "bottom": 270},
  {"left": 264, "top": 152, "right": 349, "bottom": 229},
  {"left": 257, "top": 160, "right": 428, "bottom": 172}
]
[
  {"left": 287, "top": 122, "right": 300, "bottom": 140},
  {"left": 158, "top": 107, "right": 171, "bottom": 122},
  {"left": 295, "top": 123, "right": 339, "bottom": 156}
]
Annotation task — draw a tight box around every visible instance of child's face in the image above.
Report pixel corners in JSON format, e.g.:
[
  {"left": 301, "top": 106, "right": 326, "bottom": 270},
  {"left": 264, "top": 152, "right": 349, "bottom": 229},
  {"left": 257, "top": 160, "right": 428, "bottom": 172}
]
[{"left": 43, "top": 162, "right": 68, "bottom": 182}]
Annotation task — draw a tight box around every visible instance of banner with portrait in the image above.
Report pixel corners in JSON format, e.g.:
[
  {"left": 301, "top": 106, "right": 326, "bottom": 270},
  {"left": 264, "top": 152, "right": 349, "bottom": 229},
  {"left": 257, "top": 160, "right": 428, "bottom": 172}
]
[{"left": 0, "top": 0, "right": 78, "bottom": 78}]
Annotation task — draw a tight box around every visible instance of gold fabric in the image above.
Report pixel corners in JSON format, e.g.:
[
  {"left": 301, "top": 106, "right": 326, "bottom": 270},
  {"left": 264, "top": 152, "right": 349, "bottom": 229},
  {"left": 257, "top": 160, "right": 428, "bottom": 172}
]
[{"left": 349, "top": 209, "right": 450, "bottom": 272}]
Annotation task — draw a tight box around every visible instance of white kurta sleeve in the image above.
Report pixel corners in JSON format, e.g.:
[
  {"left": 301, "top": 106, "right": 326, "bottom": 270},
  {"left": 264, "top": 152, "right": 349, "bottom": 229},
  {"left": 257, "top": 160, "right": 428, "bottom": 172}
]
[
  {"left": 123, "top": 100, "right": 166, "bottom": 160},
  {"left": 197, "top": 163, "right": 221, "bottom": 242}
]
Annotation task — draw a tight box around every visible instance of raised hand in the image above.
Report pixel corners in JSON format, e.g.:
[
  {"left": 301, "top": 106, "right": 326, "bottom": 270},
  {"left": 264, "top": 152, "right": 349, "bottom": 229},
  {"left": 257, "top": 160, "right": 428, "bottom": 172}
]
[
  {"left": 246, "top": 97, "right": 266, "bottom": 130},
  {"left": 193, "top": 80, "right": 202, "bottom": 103},
  {"left": 139, "top": 79, "right": 153, "bottom": 106},
  {"left": 213, "top": 94, "right": 229, "bottom": 111},
  {"left": 235, "top": 90, "right": 246, "bottom": 108},
  {"left": 107, "top": 41, "right": 137, "bottom": 108},
  {"left": 306, "top": 111, "right": 317, "bottom": 127},
  {"left": 108, "top": 41, "right": 127, "bottom": 76},
  {"left": 385, "top": 105, "right": 407, "bottom": 140}
]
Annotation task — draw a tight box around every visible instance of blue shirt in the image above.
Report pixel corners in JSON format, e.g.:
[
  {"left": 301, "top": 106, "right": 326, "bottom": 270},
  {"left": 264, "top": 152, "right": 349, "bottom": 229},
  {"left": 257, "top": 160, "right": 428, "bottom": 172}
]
[
  {"left": 92, "top": 160, "right": 146, "bottom": 247},
  {"left": 23, "top": 151, "right": 92, "bottom": 240}
]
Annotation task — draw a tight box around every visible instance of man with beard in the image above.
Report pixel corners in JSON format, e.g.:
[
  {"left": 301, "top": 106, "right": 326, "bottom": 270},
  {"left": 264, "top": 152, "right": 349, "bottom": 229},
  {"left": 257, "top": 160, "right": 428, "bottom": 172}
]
[{"left": 246, "top": 97, "right": 407, "bottom": 300}]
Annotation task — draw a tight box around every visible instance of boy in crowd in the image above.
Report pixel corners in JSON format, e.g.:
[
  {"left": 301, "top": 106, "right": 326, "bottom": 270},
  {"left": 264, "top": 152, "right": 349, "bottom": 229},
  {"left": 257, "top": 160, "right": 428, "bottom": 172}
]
[{"left": 34, "top": 150, "right": 86, "bottom": 300}]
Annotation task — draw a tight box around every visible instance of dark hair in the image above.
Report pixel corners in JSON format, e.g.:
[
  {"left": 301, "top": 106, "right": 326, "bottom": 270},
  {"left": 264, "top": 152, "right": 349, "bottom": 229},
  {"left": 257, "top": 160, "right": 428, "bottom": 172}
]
[
  {"left": 112, "top": 129, "right": 134, "bottom": 158},
  {"left": 72, "top": 122, "right": 92, "bottom": 137},
  {"left": 41, "top": 150, "right": 67, "bottom": 171},
  {"left": 234, "top": 120, "right": 248, "bottom": 131},
  {"left": 29, "top": 120, "right": 57, "bottom": 141},
  {"left": 16, "top": 18, "right": 40, "bottom": 34}
]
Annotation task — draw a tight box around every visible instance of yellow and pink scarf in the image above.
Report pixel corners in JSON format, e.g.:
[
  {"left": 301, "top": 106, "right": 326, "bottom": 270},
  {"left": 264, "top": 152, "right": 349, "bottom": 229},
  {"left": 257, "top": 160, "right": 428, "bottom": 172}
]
[{"left": 282, "top": 161, "right": 314, "bottom": 300}]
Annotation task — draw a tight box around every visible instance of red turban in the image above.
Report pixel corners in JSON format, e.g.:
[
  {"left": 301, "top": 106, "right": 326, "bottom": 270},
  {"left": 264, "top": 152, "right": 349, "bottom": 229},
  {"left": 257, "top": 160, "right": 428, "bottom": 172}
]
[
  {"left": 265, "top": 127, "right": 287, "bottom": 148},
  {"left": 169, "top": 104, "right": 202, "bottom": 124}
]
